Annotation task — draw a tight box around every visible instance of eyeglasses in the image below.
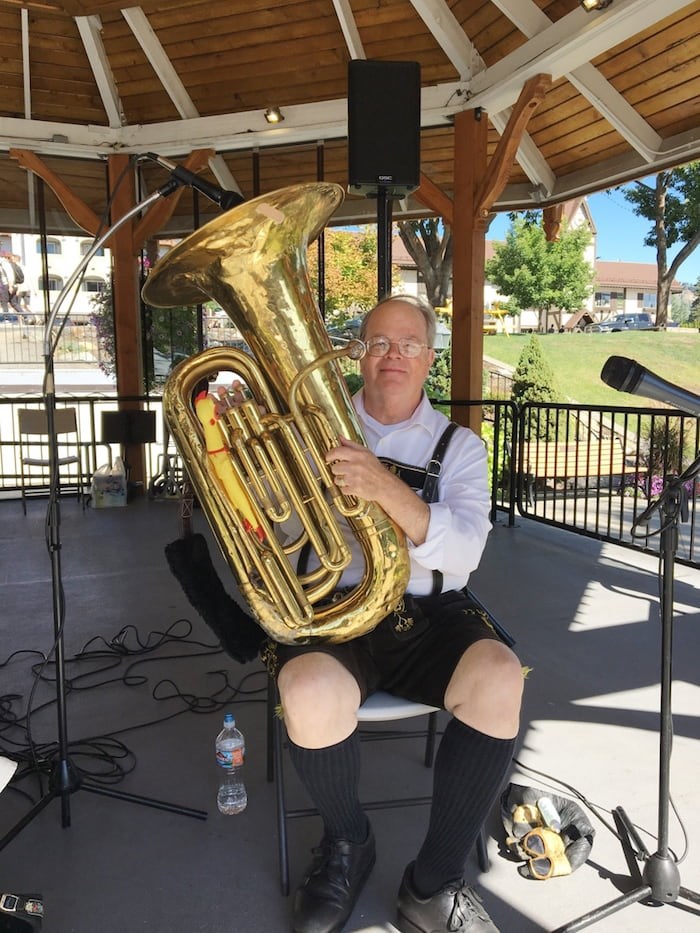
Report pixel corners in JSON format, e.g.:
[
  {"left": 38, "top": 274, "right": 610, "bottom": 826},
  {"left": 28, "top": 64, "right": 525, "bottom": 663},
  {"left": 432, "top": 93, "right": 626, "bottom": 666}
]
[{"left": 364, "top": 336, "right": 429, "bottom": 358}]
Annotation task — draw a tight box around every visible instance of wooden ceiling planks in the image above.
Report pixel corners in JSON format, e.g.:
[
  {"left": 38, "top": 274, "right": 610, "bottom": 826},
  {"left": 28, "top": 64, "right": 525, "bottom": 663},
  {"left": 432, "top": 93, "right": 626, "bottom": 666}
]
[{"left": 1, "top": 0, "right": 700, "bottom": 234}]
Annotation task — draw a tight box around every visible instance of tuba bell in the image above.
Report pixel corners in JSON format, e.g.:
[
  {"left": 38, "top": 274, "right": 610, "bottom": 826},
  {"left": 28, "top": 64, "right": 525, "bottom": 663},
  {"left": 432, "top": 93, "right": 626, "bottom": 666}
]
[{"left": 142, "top": 182, "right": 410, "bottom": 645}]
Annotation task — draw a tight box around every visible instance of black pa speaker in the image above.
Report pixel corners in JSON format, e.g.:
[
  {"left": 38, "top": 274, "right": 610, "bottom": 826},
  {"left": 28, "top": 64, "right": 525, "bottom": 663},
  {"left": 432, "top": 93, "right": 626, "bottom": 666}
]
[{"left": 348, "top": 59, "right": 421, "bottom": 198}]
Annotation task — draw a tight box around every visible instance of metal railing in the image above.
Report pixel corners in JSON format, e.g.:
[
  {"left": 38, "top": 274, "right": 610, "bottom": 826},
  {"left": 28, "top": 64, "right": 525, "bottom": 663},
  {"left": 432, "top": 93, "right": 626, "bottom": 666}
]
[
  {"left": 0, "top": 395, "right": 171, "bottom": 501},
  {"left": 512, "top": 401, "right": 699, "bottom": 567},
  {"left": 1, "top": 394, "right": 697, "bottom": 568}
]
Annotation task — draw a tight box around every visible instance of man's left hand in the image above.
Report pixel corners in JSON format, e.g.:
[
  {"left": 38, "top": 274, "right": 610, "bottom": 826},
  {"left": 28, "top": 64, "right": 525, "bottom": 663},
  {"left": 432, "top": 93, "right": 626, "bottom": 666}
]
[{"left": 325, "top": 436, "right": 385, "bottom": 500}]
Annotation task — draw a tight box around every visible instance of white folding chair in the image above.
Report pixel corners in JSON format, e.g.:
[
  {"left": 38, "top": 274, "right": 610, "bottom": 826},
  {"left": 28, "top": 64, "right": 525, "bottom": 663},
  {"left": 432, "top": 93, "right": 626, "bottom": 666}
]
[
  {"left": 18, "top": 407, "right": 84, "bottom": 514},
  {"left": 268, "top": 685, "right": 490, "bottom": 896}
]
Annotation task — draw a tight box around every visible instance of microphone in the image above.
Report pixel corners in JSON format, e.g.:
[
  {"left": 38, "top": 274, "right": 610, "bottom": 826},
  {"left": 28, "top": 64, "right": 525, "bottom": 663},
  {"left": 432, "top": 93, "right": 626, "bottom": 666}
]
[
  {"left": 146, "top": 152, "right": 244, "bottom": 211},
  {"left": 601, "top": 356, "right": 700, "bottom": 417}
]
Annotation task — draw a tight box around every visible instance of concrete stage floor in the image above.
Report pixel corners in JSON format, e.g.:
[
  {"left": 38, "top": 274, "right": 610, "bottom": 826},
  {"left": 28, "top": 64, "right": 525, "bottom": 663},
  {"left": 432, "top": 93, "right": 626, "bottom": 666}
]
[{"left": 0, "top": 495, "right": 698, "bottom": 932}]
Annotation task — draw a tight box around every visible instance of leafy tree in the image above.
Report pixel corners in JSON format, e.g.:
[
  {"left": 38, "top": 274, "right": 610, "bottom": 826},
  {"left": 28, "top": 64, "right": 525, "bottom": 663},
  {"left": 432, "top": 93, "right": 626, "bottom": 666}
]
[
  {"left": 669, "top": 292, "right": 691, "bottom": 325},
  {"left": 619, "top": 164, "right": 700, "bottom": 327},
  {"left": 397, "top": 218, "right": 452, "bottom": 307},
  {"left": 424, "top": 348, "right": 451, "bottom": 401},
  {"left": 485, "top": 216, "right": 594, "bottom": 331},
  {"left": 308, "top": 227, "right": 382, "bottom": 321},
  {"left": 511, "top": 335, "right": 561, "bottom": 439},
  {"left": 90, "top": 280, "right": 198, "bottom": 389},
  {"left": 689, "top": 275, "right": 700, "bottom": 327}
]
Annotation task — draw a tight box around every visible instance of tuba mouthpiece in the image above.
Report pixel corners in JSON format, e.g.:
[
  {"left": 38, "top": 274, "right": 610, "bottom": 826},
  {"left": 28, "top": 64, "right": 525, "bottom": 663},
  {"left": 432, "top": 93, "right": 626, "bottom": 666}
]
[{"left": 346, "top": 338, "right": 367, "bottom": 361}]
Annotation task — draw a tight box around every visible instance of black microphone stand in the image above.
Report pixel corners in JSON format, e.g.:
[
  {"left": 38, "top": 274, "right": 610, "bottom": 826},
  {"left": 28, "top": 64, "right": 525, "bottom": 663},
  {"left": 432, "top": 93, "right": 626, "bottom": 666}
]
[
  {"left": 0, "top": 181, "right": 207, "bottom": 854},
  {"left": 553, "top": 451, "right": 700, "bottom": 931},
  {"left": 376, "top": 185, "right": 393, "bottom": 300}
]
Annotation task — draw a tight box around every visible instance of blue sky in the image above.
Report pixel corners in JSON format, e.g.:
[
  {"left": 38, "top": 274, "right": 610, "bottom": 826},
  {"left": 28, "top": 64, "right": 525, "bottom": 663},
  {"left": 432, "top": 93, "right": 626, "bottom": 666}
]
[{"left": 488, "top": 186, "right": 700, "bottom": 287}]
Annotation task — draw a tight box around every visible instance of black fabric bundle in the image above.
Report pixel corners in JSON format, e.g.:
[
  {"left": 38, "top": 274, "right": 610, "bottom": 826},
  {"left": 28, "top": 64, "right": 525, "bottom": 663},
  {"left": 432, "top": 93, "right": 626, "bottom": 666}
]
[
  {"left": 500, "top": 782, "right": 595, "bottom": 879},
  {"left": 164, "top": 532, "right": 266, "bottom": 663}
]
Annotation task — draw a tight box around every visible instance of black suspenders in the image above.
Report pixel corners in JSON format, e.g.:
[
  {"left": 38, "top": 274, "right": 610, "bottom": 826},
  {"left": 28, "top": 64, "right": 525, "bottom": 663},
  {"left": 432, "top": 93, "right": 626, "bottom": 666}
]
[
  {"left": 379, "top": 420, "right": 460, "bottom": 595},
  {"left": 421, "top": 422, "right": 458, "bottom": 595},
  {"left": 422, "top": 421, "right": 458, "bottom": 505},
  {"left": 298, "top": 421, "right": 459, "bottom": 590}
]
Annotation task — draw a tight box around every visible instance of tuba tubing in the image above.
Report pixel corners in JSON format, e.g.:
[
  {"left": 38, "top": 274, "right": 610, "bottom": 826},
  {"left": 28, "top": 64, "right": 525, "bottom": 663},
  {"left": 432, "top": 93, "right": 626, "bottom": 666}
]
[{"left": 142, "top": 183, "right": 410, "bottom": 644}]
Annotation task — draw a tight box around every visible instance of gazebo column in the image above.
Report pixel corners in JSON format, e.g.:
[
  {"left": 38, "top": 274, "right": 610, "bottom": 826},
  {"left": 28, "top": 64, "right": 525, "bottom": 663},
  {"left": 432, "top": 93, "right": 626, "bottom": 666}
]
[
  {"left": 450, "top": 74, "right": 552, "bottom": 432},
  {"left": 10, "top": 147, "right": 213, "bottom": 493},
  {"left": 108, "top": 154, "right": 147, "bottom": 488},
  {"left": 451, "top": 109, "right": 489, "bottom": 433}
]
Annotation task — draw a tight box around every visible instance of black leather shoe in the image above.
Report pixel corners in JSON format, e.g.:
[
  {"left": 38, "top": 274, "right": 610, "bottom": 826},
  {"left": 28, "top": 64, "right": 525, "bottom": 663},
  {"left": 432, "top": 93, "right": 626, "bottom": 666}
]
[
  {"left": 292, "top": 827, "right": 376, "bottom": 933},
  {"left": 396, "top": 862, "right": 500, "bottom": 932}
]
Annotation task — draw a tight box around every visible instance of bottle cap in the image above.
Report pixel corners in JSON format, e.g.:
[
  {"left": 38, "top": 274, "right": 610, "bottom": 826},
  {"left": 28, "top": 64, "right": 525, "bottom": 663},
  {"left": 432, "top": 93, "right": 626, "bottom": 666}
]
[{"left": 224, "top": 712, "right": 234, "bottom": 725}]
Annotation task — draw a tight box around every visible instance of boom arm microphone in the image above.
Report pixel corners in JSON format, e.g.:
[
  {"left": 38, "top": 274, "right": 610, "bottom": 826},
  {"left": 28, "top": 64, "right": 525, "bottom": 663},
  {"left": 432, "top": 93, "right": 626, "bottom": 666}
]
[
  {"left": 146, "top": 152, "right": 244, "bottom": 211},
  {"left": 601, "top": 355, "right": 700, "bottom": 417}
]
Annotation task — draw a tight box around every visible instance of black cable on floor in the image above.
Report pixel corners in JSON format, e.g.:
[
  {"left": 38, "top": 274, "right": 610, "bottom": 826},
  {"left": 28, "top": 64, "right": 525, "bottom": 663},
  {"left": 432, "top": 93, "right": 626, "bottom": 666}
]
[{"left": 0, "top": 616, "right": 268, "bottom": 801}]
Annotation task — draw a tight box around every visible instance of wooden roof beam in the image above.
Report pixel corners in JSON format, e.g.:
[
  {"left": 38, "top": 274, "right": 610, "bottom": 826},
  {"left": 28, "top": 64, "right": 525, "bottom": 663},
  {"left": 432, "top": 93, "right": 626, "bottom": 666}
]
[
  {"left": 491, "top": 0, "right": 662, "bottom": 162},
  {"left": 9, "top": 148, "right": 102, "bottom": 234},
  {"left": 474, "top": 73, "right": 552, "bottom": 223},
  {"left": 543, "top": 203, "right": 564, "bottom": 241},
  {"left": 414, "top": 172, "right": 453, "bottom": 225},
  {"left": 75, "top": 14, "right": 123, "bottom": 129},
  {"left": 331, "top": 0, "right": 365, "bottom": 60}
]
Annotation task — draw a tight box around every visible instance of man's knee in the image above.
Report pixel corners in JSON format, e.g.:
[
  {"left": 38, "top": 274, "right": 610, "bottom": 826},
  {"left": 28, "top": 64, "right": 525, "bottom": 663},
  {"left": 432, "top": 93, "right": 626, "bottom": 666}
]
[
  {"left": 446, "top": 641, "right": 524, "bottom": 737},
  {"left": 278, "top": 653, "right": 361, "bottom": 744}
]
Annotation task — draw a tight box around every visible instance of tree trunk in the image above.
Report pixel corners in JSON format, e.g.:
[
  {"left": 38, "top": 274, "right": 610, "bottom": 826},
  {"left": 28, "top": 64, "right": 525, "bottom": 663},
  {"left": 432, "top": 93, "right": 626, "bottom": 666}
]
[
  {"left": 656, "top": 275, "right": 671, "bottom": 327},
  {"left": 397, "top": 220, "right": 453, "bottom": 307},
  {"left": 654, "top": 175, "right": 669, "bottom": 327}
]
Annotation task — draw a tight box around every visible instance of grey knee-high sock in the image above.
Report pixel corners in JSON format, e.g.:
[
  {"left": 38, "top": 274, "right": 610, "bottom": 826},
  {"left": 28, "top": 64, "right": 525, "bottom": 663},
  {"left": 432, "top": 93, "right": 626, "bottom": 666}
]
[
  {"left": 412, "top": 718, "right": 515, "bottom": 897},
  {"left": 287, "top": 729, "right": 368, "bottom": 844}
]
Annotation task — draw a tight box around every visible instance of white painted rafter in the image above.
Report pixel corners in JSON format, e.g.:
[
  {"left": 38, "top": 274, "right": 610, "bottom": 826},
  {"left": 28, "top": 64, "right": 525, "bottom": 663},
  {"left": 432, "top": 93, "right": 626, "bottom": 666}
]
[
  {"left": 331, "top": 0, "right": 365, "bottom": 60},
  {"left": 467, "top": 0, "right": 694, "bottom": 118},
  {"left": 122, "top": 7, "right": 198, "bottom": 120},
  {"left": 0, "top": 82, "right": 466, "bottom": 159},
  {"left": 21, "top": 9, "right": 31, "bottom": 118},
  {"left": 410, "top": 0, "right": 553, "bottom": 195},
  {"left": 20, "top": 8, "right": 36, "bottom": 224},
  {"left": 491, "top": 0, "right": 662, "bottom": 162},
  {"left": 75, "top": 15, "right": 123, "bottom": 128},
  {"left": 121, "top": 6, "right": 241, "bottom": 195},
  {"left": 409, "top": 0, "right": 481, "bottom": 81}
]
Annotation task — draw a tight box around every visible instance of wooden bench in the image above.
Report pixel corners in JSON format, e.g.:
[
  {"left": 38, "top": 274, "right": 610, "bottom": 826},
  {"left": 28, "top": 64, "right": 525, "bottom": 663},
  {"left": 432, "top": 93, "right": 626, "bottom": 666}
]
[{"left": 520, "top": 437, "right": 627, "bottom": 499}]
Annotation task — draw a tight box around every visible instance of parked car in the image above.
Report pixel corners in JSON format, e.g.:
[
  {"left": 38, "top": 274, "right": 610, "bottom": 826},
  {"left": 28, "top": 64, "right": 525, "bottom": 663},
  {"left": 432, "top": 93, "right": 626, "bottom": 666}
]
[
  {"left": 585, "top": 312, "right": 655, "bottom": 333},
  {"left": 327, "top": 316, "right": 363, "bottom": 345},
  {"left": 153, "top": 348, "right": 188, "bottom": 380}
]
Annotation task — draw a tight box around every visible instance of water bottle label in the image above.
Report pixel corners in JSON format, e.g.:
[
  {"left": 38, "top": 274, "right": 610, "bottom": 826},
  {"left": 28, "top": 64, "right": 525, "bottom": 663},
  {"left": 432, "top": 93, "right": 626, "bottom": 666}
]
[{"left": 216, "top": 748, "right": 244, "bottom": 768}]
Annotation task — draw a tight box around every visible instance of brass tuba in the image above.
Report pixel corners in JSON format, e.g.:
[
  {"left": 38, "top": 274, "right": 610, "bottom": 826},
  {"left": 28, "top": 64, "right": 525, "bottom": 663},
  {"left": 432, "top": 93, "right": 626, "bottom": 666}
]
[{"left": 142, "top": 183, "right": 409, "bottom": 645}]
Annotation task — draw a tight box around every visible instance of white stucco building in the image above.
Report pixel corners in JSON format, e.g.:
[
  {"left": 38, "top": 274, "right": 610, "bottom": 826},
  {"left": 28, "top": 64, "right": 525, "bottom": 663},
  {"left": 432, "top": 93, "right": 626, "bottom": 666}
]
[{"left": 0, "top": 231, "right": 111, "bottom": 323}]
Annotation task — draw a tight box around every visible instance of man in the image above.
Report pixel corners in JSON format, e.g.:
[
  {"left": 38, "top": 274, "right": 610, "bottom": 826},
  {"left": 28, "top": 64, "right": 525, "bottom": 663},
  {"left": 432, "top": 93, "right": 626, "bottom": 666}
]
[
  {"left": 269, "top": 294, "right": 524, "bottom": 933},
  {"left": 0, "top": 255, "right": 14, "bottom": 316}
]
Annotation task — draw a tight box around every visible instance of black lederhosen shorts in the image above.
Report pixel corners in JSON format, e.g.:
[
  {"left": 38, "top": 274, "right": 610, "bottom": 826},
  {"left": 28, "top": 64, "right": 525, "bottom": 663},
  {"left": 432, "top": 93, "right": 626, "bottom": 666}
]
[{"left": 263, "top": 589, "right": 504, "bottom": 709}]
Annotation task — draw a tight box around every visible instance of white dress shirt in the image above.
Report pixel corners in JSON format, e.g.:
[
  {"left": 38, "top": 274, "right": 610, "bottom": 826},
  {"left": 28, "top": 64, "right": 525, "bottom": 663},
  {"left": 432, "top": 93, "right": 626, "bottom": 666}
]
[{"left": 338, "top": 390, "right": 492, "bottom": 596}]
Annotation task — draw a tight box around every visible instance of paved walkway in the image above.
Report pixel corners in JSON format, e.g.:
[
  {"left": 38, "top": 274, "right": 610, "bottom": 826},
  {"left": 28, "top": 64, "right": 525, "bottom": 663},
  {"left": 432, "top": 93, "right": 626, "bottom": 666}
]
[{"left": 1, "top": 365, "right": 116, "bottom": 395}]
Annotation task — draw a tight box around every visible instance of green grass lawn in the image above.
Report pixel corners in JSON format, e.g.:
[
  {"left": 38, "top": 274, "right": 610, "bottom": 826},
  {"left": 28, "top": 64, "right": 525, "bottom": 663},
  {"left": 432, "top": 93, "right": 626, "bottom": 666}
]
[{"left": 483, "top": 330, "right": 700, "bottom": 406}]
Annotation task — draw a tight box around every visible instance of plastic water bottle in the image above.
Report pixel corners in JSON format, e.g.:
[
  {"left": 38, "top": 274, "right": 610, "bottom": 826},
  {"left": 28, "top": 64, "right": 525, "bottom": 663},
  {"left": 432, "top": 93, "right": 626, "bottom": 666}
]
[
  {"left": 537, "top": 796, "right": 562, "bottom": 832},
  {"left": 215, "top": 712, "right": 247, "bottom": 815}
]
